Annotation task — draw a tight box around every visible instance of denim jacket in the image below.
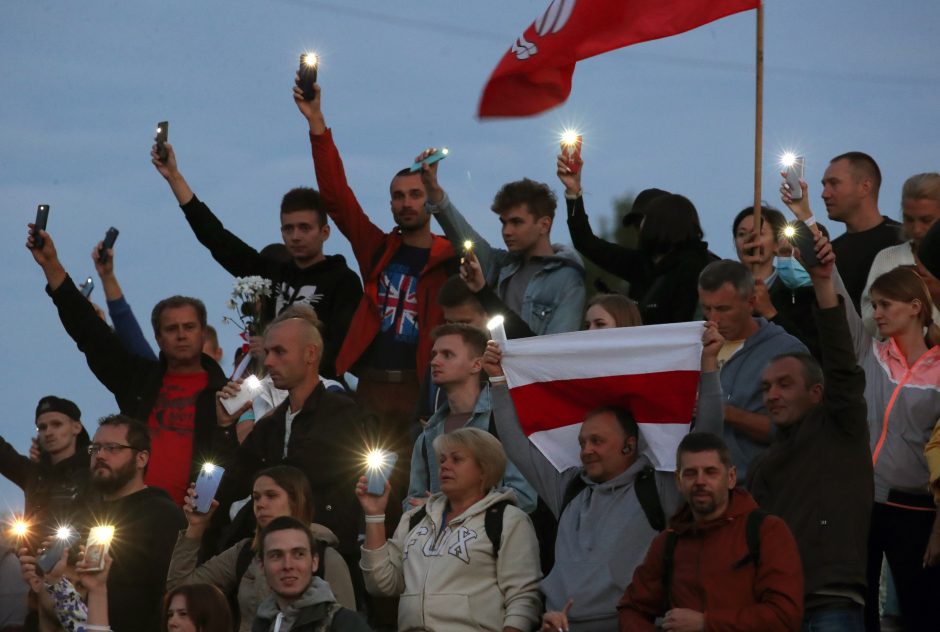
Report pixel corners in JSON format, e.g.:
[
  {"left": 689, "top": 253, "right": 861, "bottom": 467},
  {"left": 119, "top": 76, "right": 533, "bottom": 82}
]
[
  {"left": 405, "top": 382, "right": 538, "bottom": 513},
  {"left": 428, "top": 193, "right": 586, "bottom": 334}
]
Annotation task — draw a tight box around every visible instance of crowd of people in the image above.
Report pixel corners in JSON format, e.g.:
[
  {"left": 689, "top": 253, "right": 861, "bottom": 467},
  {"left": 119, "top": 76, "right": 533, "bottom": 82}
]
[{"left": 2, "top": 75, "right": 939, "bottom": 632}]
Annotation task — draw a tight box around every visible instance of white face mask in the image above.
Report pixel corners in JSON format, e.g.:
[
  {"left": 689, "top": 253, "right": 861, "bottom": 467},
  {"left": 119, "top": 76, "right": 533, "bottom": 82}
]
[{"left": 776, "top": 256, "right": 812, "bottom": 289}]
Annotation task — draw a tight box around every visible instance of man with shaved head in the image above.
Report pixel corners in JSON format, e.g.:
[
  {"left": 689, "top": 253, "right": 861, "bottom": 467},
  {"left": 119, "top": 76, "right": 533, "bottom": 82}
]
[{"left": 212, "top": 306, "right": 369, "bottom": 558}]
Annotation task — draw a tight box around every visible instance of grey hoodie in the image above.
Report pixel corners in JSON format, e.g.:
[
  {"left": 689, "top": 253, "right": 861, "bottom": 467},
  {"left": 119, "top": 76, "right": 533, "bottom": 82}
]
[
  {"left": 490, "top": 370, "right": 724, "bottom": 631},
  {"left": 252, "top": 576, "right": 368, "bottom": 632}
]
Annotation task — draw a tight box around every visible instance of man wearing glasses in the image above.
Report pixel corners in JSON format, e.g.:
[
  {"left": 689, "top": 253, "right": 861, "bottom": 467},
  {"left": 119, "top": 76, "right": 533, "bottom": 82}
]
[{"left": 83, "top": 414, "right": 186, "bottom": 632}]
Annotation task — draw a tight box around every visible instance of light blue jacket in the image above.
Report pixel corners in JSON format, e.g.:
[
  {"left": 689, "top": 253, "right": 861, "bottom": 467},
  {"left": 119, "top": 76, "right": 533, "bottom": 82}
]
[
  {"left": 427, "top": 193, "right": 586, "bottom": 334},
  {"left": 406, "top": 382, "right": 538, "bottom": 513}
]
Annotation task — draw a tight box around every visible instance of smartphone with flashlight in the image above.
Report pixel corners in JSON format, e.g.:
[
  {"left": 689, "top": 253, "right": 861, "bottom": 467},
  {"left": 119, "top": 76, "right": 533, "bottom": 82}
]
[
  {"left": 193, "top": 464, "right": 225, "bottom": 513},
  {"left": 788, "top": 220, "right": 820, "bottom": 267},
  {"left": 409, "top": 148, "right": 448, "bottom": 173},
  {"left": 783, "top": 156, "right": 804, "bottom": 201},
  {"left": 155, "top": 121, "right": 169, "bottom": 161},
  {"left": 298, "top": 53, "right": 318, "bottom": 101},
  {"left": 83, "top": 526, "right": 114, "bottom": 572},
  {"left": 220, "top": 375, "right": 264, "bottom": 416},
  {"left": 80, "top": 277, "right": 95, "bottom": 298},
  {"left": 98, "top": 227, "right": 120, "bottom": 264},
  {"left": 560, "top": 134, "right": 583, "bottom": 174},
  {"left": 32, "top": 204, "right": 50, "bottom": 249},
  {"left": 37, "top": 528, "right": 79, "bottom": 575},
  {"left": 366, "top": 452, "right": 398, "bottom": 496}
]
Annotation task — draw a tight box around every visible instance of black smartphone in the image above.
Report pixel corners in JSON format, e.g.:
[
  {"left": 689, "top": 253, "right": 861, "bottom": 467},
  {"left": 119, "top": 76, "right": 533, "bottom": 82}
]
[
  {"left": 298, "top": 53, "right": 318, "bottom": 101},
  {"left": 155, "top": 121, "right": 169, "bottom": 161},
  {"left": 80, "top": 277, "right": 95, "bottom": 298},
  {"left": 789, "top": 221, "right": 820, "bottom": 267},
  {"left": 98, "top": 227, "right": 120, "bottom": 264},
  {"left": 32, "top": 204, "right": 50, "bottom": 249}
]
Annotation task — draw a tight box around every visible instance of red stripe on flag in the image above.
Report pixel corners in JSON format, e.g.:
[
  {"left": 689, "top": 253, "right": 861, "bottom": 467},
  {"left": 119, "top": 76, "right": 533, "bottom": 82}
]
[{"left": 509, "top": 370, "right": 700, "bottom": 435}]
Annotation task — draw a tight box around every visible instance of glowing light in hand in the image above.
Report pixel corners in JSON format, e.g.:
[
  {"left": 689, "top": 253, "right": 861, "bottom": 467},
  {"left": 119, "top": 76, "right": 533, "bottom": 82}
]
[
  {"left": 780, "top": 152, "right": 798, "bottom": 168},
  {"left": 55, "top": 526, "right": 73, "bottom": 540},
  {"left": 11, "top": 519, "right": 29, "bottom": 538},
  {"left": 89, "top": 526, "right": 115, "bottom": 545},
  {"left": 365, "top": 449, "right": 388, "bottom": 471},
  {"left": 560, "top": 129, "right": 581, "bottom": 147},
  {"left": 302, "top": 52, "right": 319, "bottom": 67},
  {"left": 202, "top": 462, "right": 216, "bottom": 475},
  {"left": 783, "top": 224, "right": 797, "bottom": 239}
]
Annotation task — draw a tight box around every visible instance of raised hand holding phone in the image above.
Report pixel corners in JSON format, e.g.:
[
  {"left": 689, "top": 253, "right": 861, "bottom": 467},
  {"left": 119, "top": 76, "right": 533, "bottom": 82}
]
[{"left": 31, "top": 205, "right": 50, "bottom": 249}]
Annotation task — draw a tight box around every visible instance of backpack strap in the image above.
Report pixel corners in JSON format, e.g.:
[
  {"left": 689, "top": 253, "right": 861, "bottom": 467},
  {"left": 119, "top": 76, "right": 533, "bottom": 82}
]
[
  {"left": 634, "top": 465, "right": 666, "bottom": 532},
  {"left": 483, "top": 500, "right": 512, "bottom": 558},
  {"left": 315, "top": 539, "right": 328, "bottom": 579},
  {"left": 732, "top": 509, "right": 767, "bottom": 569},
  {"left": 408, "top": 506, "right": 428, "bottom": 532},
  {"left": 230, "top": 540, "right": 256, "bottom": 629},
  {"left": 559, "top": 474, "right": 588, "bottom": 518},
  {"left": 660, "top": 531, "right": 679, "bottom": 611}
]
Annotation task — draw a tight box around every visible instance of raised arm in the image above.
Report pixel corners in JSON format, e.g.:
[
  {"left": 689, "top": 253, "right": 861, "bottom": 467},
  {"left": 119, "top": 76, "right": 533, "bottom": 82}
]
[
  {"left": 559, "top": 155, "right": 649, "bottom": 285},
  {"left": 294, "top": 82, "right": 387, "bottom": 271},
  {"left": 483, "top": 341, "right": 577, "bottom": 516},
  {"left": 693, "top": 322, "right": 725, "bottom": 436},
  {"left": 460, "top": 250, "right": 534, "bottom": 338},
  {"left": 93, "top": 242, "right": 157, "bottom": 361}
]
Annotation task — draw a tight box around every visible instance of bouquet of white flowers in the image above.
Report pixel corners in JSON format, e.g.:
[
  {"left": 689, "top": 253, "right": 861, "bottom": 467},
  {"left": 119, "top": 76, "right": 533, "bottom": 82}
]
[{"left": 223, "top": 276, "right": 273, "bottom": 336}]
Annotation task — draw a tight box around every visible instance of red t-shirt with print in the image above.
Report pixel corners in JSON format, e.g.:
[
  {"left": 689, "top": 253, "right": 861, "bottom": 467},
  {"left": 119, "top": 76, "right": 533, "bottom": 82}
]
[{"left": 144, "top": 371, "right": 208, "bottom": 504}]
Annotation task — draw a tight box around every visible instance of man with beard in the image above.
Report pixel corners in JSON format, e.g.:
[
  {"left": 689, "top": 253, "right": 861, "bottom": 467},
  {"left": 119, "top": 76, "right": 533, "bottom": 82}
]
[
  {"left": 618, "top": 433, "right": 803, "bottom": 632},
  {"left": 28, "top": 228, "right": 237, "bottom": 506},
  {"left": 83, "top": 414, "right": 186, "bottom": 632},
  {"left": 294, "top": 83, "right": 457, "bottom": 529}
]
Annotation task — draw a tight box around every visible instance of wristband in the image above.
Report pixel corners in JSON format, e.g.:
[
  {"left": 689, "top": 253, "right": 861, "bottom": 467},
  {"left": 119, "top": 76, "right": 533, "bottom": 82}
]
[
  {"left": 82, "top": 626, "right": 112, "bottom": 632},
  {"left": 564, "top": 190, "right": 582, "bottom": 200},
  {"left": 803, "top": 215, "right": 817, "bottom": 227},
  {"left": 365, "top": 514, "right": 386, "bottom": 524},
  {"left": 488, "top": 375, "right": 507, "bottom": 385}
]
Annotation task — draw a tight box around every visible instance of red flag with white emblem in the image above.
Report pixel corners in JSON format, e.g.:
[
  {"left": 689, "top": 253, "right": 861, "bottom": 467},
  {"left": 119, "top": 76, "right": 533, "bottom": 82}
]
[{"left": 478, "top": 0, "right": 760, "bottom": 118}]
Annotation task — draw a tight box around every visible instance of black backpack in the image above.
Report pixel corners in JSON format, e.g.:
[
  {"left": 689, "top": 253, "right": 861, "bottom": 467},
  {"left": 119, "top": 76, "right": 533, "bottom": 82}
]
[
  {"left": 660, "top": 509, "right": 767, "bottom": 609},
  {"left": 559, "top": 464, "right": 666, "bottom": 532},
  {"left": 408, "top": 499, "right": 513, "bottom": 558}
]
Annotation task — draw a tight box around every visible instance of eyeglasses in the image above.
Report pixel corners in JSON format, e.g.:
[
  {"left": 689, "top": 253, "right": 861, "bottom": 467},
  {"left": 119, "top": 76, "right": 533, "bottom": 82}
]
[{"left": 87, "top": 443, "right": 141, "bottom": 456}]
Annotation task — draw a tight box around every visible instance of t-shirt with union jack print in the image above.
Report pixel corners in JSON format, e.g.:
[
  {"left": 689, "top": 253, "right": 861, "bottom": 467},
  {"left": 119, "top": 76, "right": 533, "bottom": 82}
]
[{"left": 362, "top": 245, "right": 430, "bottom": 369}]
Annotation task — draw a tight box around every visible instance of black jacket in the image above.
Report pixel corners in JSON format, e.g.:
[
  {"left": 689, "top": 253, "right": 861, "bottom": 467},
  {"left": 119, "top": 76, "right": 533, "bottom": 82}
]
[
  {"left": 747, "top": 300, "right": 873, "bottom": 606},
  {"left": 80, "top": 486, "right": 187, "bottom": 632},
  {"left": 767, "top": 278, "right": 822, "bottom": 361},
  {"left": 47, "top": 275, "right": 238, "bottom": 481},
  {"left": 566, "top": 196, "right": 715, "bottom": 324},
  {"left": 214, "top": 383, "right": 370, "bottom": 555},
  {"left": 0, "top": 431, "right": 91, "bottom": 547},
  {"left": 181, "top": 195, "right": 363, "bottom": 379}
]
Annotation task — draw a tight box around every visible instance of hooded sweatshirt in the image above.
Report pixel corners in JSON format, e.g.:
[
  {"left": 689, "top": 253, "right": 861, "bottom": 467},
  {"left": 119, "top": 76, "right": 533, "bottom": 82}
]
[
  {"left": 718, "top": 318, "right": 807, "bottom": 478},
  {"left": 179, "top": 194, "right": 363, "bottom": 380},
  {"left": 428, "top": 192, "right": 586, "bottom": 334},
  {"left": 252, "top": 576, "right": 369, "bottom": 632},
  {"left": 166, "top": 522, "right": 356, "bottom": 632},
  {"left": 490, "top": 371, "right": 725, "bottom": 631},
  {"left": 360, "top": 488, "right": 542, "bottom": 632}
]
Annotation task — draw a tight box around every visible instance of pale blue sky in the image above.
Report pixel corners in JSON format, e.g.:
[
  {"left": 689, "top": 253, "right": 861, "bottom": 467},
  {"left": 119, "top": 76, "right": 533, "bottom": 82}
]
[{"left": 2, "top": 0, "right": 938, "bottom": 511}]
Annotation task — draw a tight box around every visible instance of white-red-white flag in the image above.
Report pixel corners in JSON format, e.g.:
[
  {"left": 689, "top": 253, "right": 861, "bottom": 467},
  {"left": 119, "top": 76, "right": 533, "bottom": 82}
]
[{"left": 501, "top": 322, "right": 703, "bottom": 472}]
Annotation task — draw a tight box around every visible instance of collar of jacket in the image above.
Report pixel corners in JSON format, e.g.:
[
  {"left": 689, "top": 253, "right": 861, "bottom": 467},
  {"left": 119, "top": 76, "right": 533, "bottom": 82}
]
[{"left": 669, "top": 487, "right": 758, "bottom": 535}]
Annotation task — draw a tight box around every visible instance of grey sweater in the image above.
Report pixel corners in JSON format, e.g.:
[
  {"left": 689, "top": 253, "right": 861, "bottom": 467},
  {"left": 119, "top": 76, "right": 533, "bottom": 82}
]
[{"left": 490, "top": 370, "right": 723, "bottom": 631}]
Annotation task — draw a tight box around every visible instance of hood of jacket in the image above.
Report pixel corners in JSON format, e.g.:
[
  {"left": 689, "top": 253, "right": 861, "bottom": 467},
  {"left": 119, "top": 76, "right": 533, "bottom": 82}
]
[
  {"left": 255, "top": 576, "right": 337, "bottom": 630},
  {"left": 416, "top": 485, "right": 518, "bottom": 530}
]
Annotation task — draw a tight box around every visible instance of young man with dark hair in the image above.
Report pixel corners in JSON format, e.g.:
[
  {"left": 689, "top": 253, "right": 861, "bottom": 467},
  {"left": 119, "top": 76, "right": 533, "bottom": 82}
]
[
  {"left": 420, "top": 152, "right": 586, "bottom": 335},
  {"left": 0, "top": 396, "right": 90, "bottom": 547},
  {"left": 747, "top": 237, "right": 874, "bottom": 630},
  {"left": 28, "top": 229, "right": 237, "bottom": 505},
  {"left": 697, "top": 260, "right": 807, "bottom": 479},
  {"left": 406, "top": 323, "right": 536, "bottom": 512},
  {"left": 617, "top": 432, "right": 803, "bottom": 632},
  {"left": 822, "top": 151, "right": 900, "bottom": 310},
  {"left": 152, "top": 145, "right": 362, "bottom": 380},
  {"left": 253, "top": 516, "right": 370, "bottom": 632},
  {"left": 82, "top": 414, "right": 187, "bottom": 632},
  {"left": 294, "top": 83, "right": 457, "bottom": 535}
]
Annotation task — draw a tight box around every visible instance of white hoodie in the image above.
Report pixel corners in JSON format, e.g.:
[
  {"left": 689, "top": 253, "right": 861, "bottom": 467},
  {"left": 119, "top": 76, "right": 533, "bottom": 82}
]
[{"left": 360, "top": 488, "right": 542, "bottom": 632}]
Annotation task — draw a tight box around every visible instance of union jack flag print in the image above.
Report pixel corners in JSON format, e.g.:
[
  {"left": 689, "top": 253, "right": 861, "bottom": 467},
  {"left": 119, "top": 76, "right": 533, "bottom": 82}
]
[{"left": 378, "top": 265, "right": 419, "bottom": 342}]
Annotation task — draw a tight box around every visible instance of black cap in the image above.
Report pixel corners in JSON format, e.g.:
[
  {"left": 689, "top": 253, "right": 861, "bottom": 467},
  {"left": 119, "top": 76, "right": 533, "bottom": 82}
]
[
  {"left": 35, "top": 396, "right": 82, "bottom": 422},
  {"left": 622, "top": 188, "right": 671, "bottom": 228}
]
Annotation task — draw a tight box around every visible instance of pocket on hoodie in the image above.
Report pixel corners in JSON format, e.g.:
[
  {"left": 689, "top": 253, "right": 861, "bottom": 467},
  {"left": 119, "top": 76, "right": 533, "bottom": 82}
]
[
  {"left": 544, "top": 561, "right": 616, "bottom": 619},
  {"left": 422, "top": 593, "right": 487, "bottom": 631}
]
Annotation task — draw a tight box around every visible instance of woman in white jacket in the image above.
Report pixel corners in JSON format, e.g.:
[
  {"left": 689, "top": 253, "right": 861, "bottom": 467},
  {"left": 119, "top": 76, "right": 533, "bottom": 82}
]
[{"left": 356, "top": 427, "right": 542, "bottom": 632}]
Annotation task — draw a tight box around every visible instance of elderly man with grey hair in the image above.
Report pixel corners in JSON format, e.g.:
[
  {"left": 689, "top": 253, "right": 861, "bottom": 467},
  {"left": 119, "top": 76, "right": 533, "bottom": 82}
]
[{"left": 697, "top": 260, "right": 807, "bottom": 478}]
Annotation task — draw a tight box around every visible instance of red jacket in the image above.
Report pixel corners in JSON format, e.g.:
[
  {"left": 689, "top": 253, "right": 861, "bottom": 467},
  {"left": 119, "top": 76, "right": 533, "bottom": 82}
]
[
  {"left": 309, "top": 129, "right": 456, "bottom": 380},
  {"left": 618, "top": 488, "right": 803, "bottom": 632}
]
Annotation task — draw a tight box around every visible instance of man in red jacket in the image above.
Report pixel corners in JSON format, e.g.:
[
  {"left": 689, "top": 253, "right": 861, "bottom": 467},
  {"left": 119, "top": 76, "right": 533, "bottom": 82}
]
[
  {"left": 293, "top": 82, "right": 457, "bottom": 530},
  {"left": 618, "top": 433, "right": 803, "bottom": 632}
]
